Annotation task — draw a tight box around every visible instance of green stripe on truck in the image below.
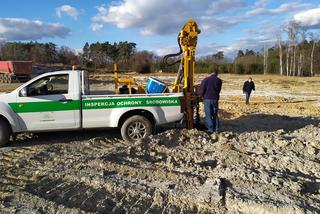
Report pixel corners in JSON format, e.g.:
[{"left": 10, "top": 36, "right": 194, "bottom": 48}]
[
  {"left": 82, "top": 97, "right": 180, "bottom": 110},
  {"left": 9, "top": 97, "right": 180, "bottom": 113},
  {"left": 9, "top": 100, "right": 81, "bottom": 113}
]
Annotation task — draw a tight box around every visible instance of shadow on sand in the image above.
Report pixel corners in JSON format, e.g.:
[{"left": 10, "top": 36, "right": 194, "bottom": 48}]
[
  {"left": 222, "top": 114, "right": 320, "bottom": 133},
  {"left": 10, "top": 128, "right": 122, "bottom": 148}
]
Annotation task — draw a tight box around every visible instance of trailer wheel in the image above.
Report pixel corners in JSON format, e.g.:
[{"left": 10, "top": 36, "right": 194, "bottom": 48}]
[
  {"left": 3, "top": 75, "right": 8, "bottom": 83},
  {"left": 0, "top": 119, "right": 10, "bottom": 147},
  {"left": 7, "top": 75, "right": 12, "bottom": 83},
  {"left": 121, "top": 115, "right": 152, "bottom": 142}
]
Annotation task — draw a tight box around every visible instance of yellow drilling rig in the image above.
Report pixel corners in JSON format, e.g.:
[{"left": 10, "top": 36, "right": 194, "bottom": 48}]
[
  {"left": 114, "top": 19, "right": 202, "bottom": 129},
  {"left": 163, "top": 19, "right": 201, "bottom": 129}
]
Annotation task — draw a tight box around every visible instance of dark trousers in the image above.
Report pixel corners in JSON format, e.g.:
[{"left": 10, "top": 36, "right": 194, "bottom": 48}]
[
  {"left": 204, "top": 99, "right": 220, "bottom": 132},
  {"left": 245, "top": 91, "right": 251, "bottom": 105}
]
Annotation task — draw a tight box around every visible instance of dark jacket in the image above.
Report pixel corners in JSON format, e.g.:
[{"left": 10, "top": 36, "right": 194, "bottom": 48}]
[
  {"left": 200, "top": 74, "right": 222, "bottom": 100},
  {"left": 243, "top": 80, "right": 255, "bottom": 93}
]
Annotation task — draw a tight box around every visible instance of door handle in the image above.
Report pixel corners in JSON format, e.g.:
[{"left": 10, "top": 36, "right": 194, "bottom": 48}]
[{"left": 59, "top": 99, "right": 73, "bottom": 102}]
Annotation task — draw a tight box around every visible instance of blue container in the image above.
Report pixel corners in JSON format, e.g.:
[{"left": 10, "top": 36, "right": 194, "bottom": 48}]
[{"left": 146, "top": 77, "right": 166, "bottom": 93}]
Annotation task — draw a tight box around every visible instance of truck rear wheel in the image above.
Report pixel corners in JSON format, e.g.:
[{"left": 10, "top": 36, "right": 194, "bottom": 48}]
[
  {"left": 121, "top": 115, "right": 152, "bottom": 142},
  {"left": 0, "top": 119, "right": 10, "bottom": 147}
]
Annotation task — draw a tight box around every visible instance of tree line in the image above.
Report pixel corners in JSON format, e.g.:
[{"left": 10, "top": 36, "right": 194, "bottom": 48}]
[
  {"left": 0, "top": 41, "right": 156, "bottom": 73},
  {"left": 0, "top": 22, "right": 319, "bottom": 76},
  {"left": 232, "top": 20, "right": 320, "bottom": 76},
  {"left": 0, "top": 42, "right": 79, "bottom": 65},
  {"left": 81, "top": 41, "right": 161, "bottom": 73},
  {"left": 276, "top": 20, "right": 319, "bottom": 76}
]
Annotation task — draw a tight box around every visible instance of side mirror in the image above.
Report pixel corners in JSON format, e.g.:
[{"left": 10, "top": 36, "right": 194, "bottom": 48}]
[{"left": 19, "top": 88, "right": 27, "bottom": 97}]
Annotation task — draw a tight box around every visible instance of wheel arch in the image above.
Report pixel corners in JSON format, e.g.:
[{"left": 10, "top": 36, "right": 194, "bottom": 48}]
[
  {"left": 0, "top": 102, "right": 22, "bottom": 133},
  {"left": 118, "top": 109, "right": 156, "bottom": 128}
]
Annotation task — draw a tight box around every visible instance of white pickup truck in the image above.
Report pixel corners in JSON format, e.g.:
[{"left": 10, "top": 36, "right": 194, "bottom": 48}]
[{"left": 0, "top": 70, "right": 184, "bottom": 146}]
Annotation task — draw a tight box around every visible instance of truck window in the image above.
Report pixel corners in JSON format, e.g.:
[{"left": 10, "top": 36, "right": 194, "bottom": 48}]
[
  {"left": 81, "top": 71, "right": 90, "bottom": 95},
  {"left": 26, "top": 74, "right": 69, "bottom": 96}
]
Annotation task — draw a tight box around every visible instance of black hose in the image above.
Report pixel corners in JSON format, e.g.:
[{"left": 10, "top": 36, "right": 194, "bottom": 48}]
[{"left": 162, "top": 34, "right": 182, "bottom": 66}]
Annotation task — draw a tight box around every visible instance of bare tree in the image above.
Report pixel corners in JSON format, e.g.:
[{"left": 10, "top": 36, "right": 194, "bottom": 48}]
[
  {"left": 290, "top": 46, "right": 294, "bottom": 76},
  {"left": 263, "top": 44, "right": 268, "bottom": 74},
  {"left": 286, "top": 42, "right": 290, "bottom": 76},
  {"left": 276, "top": 31, "right": 284, "bottom": 75},
  {"left": 310, "top": 32, "right": 318, "bottom": 77},
  {"left": 298, "top": 53, "right": 302, "bottom": 76},
  {"left": 266, "top": 46, "right": 268, "bottom": 74},
  {"left": 287, "top": 20, "right": 300, "bottom": 76}
]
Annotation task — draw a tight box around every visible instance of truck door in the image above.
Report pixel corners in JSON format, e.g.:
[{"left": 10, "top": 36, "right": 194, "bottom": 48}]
[{"left": 13, "top": 73, "right": 80, "bottom": 131}]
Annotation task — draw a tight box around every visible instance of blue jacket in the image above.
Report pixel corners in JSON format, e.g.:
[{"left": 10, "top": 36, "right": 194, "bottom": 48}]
[{"left": 200, "top": 74, "right": 222, "bottom": 100}]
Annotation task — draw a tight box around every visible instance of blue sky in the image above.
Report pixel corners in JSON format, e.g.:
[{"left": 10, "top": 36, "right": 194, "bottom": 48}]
[{"left": 0, "top": 0, "right": 319, "bottom": 57}]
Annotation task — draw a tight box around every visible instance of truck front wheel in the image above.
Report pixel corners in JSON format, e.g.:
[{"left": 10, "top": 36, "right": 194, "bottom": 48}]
[
  {"left": 0, "top": 119, "right": 10, "bottom": 147},
  {"left": 121, "top": 115, "right": 152, "bottom": 142}
]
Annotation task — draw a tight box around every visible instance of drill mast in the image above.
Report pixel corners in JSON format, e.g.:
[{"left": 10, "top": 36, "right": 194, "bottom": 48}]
[{"left": 163, "top": 20, "right": 201, "bottom": 129}]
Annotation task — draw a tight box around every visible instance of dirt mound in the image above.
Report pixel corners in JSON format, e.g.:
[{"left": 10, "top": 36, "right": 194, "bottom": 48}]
[{"left": 1, "top": 124, "right": 319, "bottom": 213}]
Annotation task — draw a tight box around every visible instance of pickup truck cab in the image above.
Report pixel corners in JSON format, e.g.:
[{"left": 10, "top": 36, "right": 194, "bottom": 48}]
[{"left": 0, "top": 70, "right": 184, "bottom": 146}]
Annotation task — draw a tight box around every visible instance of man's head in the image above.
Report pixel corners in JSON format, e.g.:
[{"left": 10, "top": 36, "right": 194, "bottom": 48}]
[
  {"left": 248, "top": 77, "right": 252, "bottom": 82},
  {"left": 212, "top": 70, "right": 218, "bottom": 76}
]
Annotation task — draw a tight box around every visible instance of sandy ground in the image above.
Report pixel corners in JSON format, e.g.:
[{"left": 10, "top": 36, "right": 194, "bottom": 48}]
[{"left": 0, "top": 73, "right": 319, "bottom": 213}]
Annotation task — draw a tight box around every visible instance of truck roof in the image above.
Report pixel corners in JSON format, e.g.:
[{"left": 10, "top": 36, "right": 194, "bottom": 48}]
[{"left": 43, "top": 70, "right": 83, "bottom": 75}]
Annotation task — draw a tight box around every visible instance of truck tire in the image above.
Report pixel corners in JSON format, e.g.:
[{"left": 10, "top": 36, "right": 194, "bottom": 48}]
[
  {"left": 121, "top": 115, "right": 152, "bottom": 142},
  {"left": 0, "top": 119, "right": 10, "bottom": 147}
]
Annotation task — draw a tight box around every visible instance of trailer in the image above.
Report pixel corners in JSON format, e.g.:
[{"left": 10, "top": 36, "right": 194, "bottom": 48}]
[{"left": 0, "top": 61, "right": 32, "bottom": 83}]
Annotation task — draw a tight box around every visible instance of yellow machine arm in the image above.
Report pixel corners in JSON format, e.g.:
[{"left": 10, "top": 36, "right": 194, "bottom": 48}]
[
  {"left": 179, "top": 19, "right": 200, "bottom": 91},
  {"left": 163, "top": 20, "right": 201, "bottom": 129}
]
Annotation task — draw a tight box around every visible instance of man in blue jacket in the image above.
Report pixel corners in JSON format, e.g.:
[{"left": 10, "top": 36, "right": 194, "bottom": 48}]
[{"left": 200, "top": 71, "right": 222, "bottom": 133}]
